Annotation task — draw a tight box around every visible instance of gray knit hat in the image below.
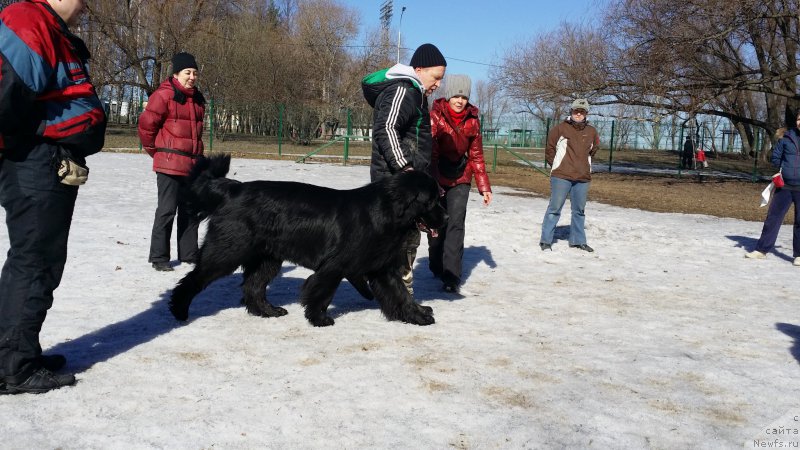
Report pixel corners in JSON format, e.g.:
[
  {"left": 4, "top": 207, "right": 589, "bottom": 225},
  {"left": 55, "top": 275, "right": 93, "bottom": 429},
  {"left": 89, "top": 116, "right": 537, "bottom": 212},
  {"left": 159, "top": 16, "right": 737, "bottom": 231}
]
[
  {"left": 570, "top": 98, "right": 590, "bottom": 113},
  {"left": 442, "top": 74, "right": 471, "bottom": 100}
]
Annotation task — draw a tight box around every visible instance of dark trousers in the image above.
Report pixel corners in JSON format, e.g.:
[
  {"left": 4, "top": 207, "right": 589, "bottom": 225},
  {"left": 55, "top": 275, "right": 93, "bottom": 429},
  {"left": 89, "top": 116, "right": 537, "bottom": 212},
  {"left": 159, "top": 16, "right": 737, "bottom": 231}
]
[
  {"left": 149, "top": 172, "right": 198, "bottom": 263},
  {"left": 427, "top": 183, "right": 469, "bottom": 283},
  {"left": 756, "top": 188, "right": 800, "bottom": 257},
  {"left": 0, "top": 142, "right": 77, "bottom": 383},
  {"left": 682, "top": 152, "right": 693, "bottom": 169}
]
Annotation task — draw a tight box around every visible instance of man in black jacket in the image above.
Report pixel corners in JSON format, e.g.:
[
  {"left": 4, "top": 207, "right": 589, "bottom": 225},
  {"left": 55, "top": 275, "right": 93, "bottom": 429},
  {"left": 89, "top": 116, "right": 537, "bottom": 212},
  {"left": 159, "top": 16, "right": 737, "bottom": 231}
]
[{"left": 362, "top": 43, "right": 446, "bottom": 294}]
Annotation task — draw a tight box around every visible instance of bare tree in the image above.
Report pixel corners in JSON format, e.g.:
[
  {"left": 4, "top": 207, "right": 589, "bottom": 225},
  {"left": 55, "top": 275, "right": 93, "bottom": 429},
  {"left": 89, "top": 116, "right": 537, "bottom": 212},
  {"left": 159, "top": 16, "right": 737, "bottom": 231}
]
[
  {"left": 65, "top": 0, "right": 391, "bottom": 141},
  {"left": 474, "top": 79, "right": 510, "bottom": 133},
  {"left": 292, "top": 0, "right": 359, "bottom": 138},
  {"left": 88, "top": 0, "right": 231, "bottom": 95},
  {"left": 494, "top": 0, "right": 800, "bottom": 154}
]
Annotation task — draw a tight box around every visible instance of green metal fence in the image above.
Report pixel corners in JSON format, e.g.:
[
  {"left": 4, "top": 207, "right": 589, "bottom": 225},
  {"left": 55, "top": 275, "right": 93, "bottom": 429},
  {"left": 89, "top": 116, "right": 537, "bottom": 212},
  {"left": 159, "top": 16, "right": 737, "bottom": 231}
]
[{"left": 123, "top": 99, "right": 774, "bottom": 181}]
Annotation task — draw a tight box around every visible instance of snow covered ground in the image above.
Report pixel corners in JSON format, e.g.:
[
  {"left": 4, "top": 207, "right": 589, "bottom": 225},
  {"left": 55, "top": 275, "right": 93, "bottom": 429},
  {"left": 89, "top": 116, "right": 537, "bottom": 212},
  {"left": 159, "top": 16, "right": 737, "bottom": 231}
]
[{"left": 0, "top": 152, "right": 798, "bottom": 449}]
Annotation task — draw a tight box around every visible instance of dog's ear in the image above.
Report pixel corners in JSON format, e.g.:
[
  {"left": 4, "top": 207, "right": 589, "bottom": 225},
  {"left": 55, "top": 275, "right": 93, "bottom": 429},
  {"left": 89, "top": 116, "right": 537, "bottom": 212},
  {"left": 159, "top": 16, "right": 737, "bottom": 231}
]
[
  {"left": 389, "top": 171, "right": 435, "bottom": 222},
  {"left": 191, "top": 153, "right": 231, "bottom": 181},
  {"left": 387, "top": 172, "right": 413, "bottom": 222},
  {"left": 208, "top": 153, "right": 231, "bottom": 178},
  {"left": 391, "top": 191, "right": 418, "bottom": 223}
]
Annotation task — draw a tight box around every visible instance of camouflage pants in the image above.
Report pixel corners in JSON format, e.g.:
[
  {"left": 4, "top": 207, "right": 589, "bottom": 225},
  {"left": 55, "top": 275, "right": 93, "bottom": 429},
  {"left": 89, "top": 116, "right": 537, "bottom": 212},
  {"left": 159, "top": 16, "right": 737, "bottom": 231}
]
[{"left": 401, "top": 231, "right": 421, "bottom": 295}]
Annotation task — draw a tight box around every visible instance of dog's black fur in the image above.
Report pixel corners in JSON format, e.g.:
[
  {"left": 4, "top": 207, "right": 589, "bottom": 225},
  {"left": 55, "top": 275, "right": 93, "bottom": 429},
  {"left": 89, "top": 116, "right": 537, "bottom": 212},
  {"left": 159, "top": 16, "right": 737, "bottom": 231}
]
[{"left": 169, "top": 154, "right": 446, "bottom": 327}]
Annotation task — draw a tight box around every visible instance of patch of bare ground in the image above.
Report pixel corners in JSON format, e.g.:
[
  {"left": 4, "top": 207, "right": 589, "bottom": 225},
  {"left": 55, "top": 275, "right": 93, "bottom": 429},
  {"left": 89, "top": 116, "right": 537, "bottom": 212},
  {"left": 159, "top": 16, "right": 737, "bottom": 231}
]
[{"left": 489, "top": 166, "right": 778, "bottom": 223}]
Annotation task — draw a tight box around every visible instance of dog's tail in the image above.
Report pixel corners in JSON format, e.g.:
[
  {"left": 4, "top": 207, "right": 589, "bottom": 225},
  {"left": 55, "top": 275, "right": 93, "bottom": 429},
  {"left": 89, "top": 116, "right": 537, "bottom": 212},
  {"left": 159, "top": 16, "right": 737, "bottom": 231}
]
[{"left": 183, "top": 153, "right": 240, "bottom": 220}]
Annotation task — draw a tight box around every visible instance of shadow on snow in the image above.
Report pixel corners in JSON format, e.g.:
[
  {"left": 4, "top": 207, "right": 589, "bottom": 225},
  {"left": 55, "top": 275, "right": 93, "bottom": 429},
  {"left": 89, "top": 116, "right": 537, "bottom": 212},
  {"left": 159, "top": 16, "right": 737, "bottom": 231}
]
[
  {"left": 47, "top": 251, "right": 485, "bottom": 373},
  {"left": 776, "top": 323, "right": 800, "bottom": 365}
]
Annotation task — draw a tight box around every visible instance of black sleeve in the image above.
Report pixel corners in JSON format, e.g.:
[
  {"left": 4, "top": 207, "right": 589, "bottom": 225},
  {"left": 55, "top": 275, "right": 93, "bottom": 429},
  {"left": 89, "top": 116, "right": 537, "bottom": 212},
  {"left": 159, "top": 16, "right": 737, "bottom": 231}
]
[{"left": 372, "top": 83, "right": 416, "bottom": 172}]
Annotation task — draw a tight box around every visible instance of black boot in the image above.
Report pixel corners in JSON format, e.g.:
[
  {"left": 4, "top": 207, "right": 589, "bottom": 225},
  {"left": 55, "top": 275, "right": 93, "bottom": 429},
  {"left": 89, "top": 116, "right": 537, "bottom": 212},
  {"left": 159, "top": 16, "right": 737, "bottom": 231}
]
[
  {"left": 441, "top": 272, "right": 460, "bottom": 294},
  {"left": 569, "top": 243, "right": 594, "bottom": 252},
  {"left": 152, "top": 261, "right": 174, "bottom": 272},
  {"left": 2, "top": 368, "right": 76, "bottom": 395}
]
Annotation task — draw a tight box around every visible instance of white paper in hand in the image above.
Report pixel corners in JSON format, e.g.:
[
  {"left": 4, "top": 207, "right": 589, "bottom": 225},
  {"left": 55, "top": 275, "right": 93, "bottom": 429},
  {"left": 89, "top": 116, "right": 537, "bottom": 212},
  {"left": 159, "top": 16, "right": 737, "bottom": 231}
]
[{"left": 760, "top": 182, "right": 775, "bottom": 207}]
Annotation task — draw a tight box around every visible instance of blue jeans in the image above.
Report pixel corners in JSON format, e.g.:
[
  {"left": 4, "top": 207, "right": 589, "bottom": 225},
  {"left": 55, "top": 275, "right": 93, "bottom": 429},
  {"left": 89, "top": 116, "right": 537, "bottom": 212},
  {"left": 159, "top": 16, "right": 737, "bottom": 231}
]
[
  {"left": 540, "top": 177, "right": 590, "bottom": 246},
  {"left": 755, "top": 188, "right": 800, "bottom": 256}
]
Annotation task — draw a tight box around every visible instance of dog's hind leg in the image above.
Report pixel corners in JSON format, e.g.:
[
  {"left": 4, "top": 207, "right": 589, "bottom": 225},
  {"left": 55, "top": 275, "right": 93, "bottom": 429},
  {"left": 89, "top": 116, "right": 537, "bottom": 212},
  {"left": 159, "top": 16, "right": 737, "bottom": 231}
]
[
  {"left": 241, "top": 257, "right": 287, "bottom": 318},
  {"left": 170, "top": 260, "right": 239, "bottom": 321},
  {"left": 369, "top": 271, "right": 435, "bottom": 325},
  {"left": 300, "top": 272, "right": 342, "bottom": 327},
  {"left": 169, "top": 235, "right": 247, "bottom": 321}
]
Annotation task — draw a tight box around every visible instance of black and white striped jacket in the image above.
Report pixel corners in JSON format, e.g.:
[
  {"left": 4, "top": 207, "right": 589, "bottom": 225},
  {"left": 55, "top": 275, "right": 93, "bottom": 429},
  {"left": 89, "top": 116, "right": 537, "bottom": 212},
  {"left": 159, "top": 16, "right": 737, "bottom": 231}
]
[{"left": 362, "top": 64, "right": 432, "bottom": 181}]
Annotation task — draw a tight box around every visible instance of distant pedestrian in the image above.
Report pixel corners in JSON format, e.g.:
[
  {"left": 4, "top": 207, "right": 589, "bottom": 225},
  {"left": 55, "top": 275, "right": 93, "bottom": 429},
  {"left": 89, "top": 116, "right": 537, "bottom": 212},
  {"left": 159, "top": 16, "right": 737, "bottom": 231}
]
[
  {"left": 0, "top": 0, "right": 107, "bottom": 394},
  {"left": 682, "top": 137, "right": 695, "bottom": 169},
  {"left": 540, "top": 98, "right": 600, "bottom": 253},
  {"left": 697, "top": 147, "right": 708, "bottom": 169},
  {"left": 746, "top": 111, "right": 800, "bottom": 265},
  {"left": 427, "top": 74, "right": 492, "bottom": 293},
  {"left": 138, "top": 52, "right": 206, "bottom": 272},
  {"left": 362, "top": 43, "right": 447, "bottom": 294},
  {"left": 696, "top": 147, "right": 708, "bottom": 168}
]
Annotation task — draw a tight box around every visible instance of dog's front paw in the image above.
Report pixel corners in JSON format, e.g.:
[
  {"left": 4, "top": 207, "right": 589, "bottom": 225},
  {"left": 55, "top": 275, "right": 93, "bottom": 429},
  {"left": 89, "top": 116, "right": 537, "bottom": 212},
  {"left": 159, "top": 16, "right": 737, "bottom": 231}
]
[
  {"left": 401, "top": 306, "right": 435, "bottom": 326},
  {"left": 264, "top": 306, "right": 288, "bottom": 317},
  {"left": 247, "top": 303, "right": 288, "bottom": 318},
  {"left": 407, "top": 313, "right": 435, "bottom": 326},
  {"left": 308, "top": 315, "right": 335, "bottom": 327},
  {"left": 416, "top": 303, "right": 433, "bottom": 315}
]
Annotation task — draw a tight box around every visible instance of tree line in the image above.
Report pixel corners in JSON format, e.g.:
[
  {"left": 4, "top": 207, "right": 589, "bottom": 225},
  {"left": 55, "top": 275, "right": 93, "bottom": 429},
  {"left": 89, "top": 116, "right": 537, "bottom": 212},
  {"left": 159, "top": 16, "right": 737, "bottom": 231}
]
[
  {"left": 2, "top": 0, "right": 798, "bottom": 153},
  {"left": 80, "top": 0, "right": 388, "bottom": 143}
]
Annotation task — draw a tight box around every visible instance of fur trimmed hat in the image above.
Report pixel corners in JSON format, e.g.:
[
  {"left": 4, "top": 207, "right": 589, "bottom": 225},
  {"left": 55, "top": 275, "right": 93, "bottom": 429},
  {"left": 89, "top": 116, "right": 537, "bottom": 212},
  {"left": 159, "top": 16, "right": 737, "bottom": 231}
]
[
  {"left": 171, "top": 52, "right": 198, "bottom": 74},
  {"left": 442, "top": 74, "right": 471, "bottom": 100},
  {"left": 410, "top": 43, "right": 447, "bottom": 68}
]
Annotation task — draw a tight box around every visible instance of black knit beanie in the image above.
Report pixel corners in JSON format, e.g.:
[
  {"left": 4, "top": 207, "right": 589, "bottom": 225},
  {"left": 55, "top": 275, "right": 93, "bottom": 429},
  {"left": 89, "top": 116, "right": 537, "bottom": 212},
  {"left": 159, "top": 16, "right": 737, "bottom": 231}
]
[
  {"left": 409, "top": 43, "right": 447, "bottom": 68},
  {"left": 171, "top": 52, "right": 198, "bottom": 74}
]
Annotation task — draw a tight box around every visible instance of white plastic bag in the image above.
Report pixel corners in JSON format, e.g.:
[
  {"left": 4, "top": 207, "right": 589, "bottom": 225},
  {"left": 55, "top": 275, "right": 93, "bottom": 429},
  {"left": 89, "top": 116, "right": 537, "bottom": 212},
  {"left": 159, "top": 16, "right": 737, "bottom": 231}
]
[{"left": 760, "top": 182, "right": 775, "bottom": 207}]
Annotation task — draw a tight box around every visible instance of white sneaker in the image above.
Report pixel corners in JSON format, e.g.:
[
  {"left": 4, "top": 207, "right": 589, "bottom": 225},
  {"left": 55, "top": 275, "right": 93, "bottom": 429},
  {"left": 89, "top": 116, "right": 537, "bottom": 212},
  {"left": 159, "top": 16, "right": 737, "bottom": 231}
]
[
  {"left": 794, "top": 257, "right": 800, "bottom": 266},
  {"left": 745, "top": 250, "right": 767, "bottom": 259}
]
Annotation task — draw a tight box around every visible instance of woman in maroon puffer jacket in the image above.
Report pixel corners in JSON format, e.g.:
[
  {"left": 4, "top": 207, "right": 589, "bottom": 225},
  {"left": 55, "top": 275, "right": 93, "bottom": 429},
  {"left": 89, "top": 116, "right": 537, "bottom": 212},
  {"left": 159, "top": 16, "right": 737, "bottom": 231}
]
[
  {"left": 428, "top": 74, "right": 492, "bottom": 293},
  {"left": 138, "top": 52, "right": 205, "bottom": 272}
]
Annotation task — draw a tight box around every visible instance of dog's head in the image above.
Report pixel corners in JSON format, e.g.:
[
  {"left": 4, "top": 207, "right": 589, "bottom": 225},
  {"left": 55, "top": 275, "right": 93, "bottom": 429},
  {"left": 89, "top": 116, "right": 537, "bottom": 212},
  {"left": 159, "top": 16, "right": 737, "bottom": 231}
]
[{"left": 388, "top": 170, "right": 447, "bottom": 234}]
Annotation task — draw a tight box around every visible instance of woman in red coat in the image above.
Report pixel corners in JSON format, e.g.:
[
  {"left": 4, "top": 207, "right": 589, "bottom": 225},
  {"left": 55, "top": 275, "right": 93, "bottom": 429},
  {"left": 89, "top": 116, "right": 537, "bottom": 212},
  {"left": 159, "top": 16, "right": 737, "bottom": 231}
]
[
  {"left": 138, "top": 52, "right": 205, "bottom": 271},
  {"left": 428, "top": 74, "right": 492, "bottom": 293}
]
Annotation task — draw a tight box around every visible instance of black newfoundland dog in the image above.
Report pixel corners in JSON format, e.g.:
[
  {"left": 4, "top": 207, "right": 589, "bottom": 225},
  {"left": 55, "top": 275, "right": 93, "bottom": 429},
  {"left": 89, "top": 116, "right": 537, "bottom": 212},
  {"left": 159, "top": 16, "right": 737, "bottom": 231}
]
[{"left": 169, "top": 154, "right": 446, "bottom": 327}]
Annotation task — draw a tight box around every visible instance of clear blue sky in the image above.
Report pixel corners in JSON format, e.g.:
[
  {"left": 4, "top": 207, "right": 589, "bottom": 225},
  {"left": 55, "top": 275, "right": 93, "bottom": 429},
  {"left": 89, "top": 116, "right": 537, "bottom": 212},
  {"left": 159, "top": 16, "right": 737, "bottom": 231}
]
[{"left": 344, "top": 0, "right": 610, "bottom": 82}]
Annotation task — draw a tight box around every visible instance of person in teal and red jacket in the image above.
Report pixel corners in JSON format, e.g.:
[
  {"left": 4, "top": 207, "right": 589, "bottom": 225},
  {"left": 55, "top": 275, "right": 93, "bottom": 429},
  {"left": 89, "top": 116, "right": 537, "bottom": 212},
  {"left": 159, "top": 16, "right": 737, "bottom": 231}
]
[
  {"left": 428, "top": 74, "right": 492, "bottom": 293},
  {"left": 0, "top": 0, "right": 107, "bottom": 395},
  {"left": 138, "top": 52, "right": 206, "bottom": 272}
]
